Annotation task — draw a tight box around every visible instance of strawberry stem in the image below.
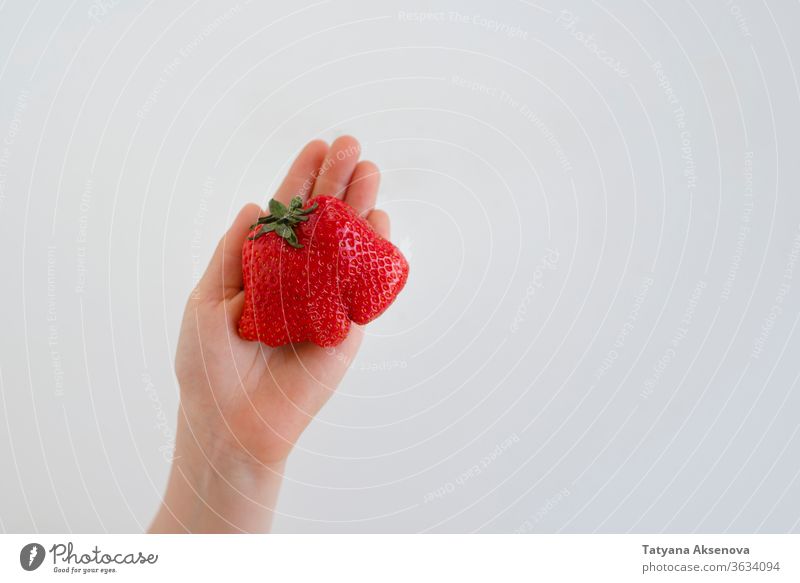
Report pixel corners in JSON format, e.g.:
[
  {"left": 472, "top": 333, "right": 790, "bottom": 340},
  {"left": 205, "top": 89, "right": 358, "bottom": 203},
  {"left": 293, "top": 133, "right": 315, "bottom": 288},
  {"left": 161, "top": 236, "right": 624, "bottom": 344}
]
[{"left": 248, "top": 196, "right": 318, "bottom": 248}]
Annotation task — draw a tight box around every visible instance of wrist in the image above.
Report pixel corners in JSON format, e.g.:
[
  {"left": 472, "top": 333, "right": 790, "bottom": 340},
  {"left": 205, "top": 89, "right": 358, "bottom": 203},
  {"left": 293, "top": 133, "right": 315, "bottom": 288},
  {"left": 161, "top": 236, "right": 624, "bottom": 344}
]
[{"left": 149, "top": 411, "right": 286, "bottom": 533}]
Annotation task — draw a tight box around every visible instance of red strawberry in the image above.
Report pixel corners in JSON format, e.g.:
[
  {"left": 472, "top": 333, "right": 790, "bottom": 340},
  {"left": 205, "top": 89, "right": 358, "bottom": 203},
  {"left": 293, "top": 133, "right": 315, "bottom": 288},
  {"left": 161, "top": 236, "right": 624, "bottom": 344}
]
[{"left": 238, "top": 195, "right": 409, "bottom": 347}]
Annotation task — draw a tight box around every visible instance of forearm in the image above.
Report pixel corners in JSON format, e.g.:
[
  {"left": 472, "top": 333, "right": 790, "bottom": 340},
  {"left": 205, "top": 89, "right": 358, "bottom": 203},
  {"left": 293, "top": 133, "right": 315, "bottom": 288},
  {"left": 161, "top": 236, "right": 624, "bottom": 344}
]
[{"left": 149, "top": 414, "right": 285, "bottom": 533}]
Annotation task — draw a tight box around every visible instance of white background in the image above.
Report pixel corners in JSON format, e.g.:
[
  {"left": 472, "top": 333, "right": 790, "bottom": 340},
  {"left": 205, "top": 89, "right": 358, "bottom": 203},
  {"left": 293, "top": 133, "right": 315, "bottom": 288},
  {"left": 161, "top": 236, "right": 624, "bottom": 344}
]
[{"left": 0, "top": 0, "right": 799, "bottom": 533}]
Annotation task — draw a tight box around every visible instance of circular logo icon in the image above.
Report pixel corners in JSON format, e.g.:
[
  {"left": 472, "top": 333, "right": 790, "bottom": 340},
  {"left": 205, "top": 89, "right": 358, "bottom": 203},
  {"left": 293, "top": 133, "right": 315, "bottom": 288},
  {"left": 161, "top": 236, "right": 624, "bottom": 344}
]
[{"left": 20, "top": 543, "right": 45, "bottom": 571}]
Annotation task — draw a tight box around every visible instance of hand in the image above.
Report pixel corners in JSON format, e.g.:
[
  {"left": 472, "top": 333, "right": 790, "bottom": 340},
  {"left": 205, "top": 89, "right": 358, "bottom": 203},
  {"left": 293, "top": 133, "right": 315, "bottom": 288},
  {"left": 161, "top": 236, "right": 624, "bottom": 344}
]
[{"left": 149, "top": 136, "right": 390, "bottom": 533}]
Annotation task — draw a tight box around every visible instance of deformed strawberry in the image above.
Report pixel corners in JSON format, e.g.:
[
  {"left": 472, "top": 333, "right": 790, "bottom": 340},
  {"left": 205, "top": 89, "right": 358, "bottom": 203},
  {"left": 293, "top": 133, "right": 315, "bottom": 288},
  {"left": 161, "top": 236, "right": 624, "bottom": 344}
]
[{"left": 238, "top": 195, "right": 409, "bottom": 347}]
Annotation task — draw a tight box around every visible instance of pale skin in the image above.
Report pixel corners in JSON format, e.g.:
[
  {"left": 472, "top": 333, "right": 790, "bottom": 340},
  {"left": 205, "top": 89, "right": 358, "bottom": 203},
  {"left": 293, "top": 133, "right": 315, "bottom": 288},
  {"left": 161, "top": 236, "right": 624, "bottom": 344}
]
[{"left": 149, "top": 136, "right": 390, "bottom": 533}]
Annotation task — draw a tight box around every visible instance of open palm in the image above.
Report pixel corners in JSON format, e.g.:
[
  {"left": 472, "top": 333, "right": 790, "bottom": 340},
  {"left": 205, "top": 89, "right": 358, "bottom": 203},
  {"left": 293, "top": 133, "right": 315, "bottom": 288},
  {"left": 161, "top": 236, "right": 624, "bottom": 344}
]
[{"left": 175, "top": 136, "right": 390, "bottom": 469}]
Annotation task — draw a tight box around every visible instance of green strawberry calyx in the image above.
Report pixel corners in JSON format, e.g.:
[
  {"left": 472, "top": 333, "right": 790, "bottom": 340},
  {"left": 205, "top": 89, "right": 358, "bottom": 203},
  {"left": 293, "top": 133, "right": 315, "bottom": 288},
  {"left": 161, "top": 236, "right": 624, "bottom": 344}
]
[{"left": 248, "top": 196, "right": 318, "bottom": 248}]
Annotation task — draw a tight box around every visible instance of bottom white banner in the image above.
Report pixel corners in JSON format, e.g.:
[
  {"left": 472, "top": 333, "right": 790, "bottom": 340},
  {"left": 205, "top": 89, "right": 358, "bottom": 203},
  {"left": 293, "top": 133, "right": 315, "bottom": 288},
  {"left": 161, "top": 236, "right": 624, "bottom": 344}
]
[{"left": 0, "top": 534, "right": 797, "bottom": 582}]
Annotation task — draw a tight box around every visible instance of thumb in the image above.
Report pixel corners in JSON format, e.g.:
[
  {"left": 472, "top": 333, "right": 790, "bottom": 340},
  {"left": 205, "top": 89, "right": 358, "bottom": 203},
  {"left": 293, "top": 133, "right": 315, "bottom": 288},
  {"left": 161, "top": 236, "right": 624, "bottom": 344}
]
[{"left": 196, "top": 203, "right": 262, "bottom": 302}]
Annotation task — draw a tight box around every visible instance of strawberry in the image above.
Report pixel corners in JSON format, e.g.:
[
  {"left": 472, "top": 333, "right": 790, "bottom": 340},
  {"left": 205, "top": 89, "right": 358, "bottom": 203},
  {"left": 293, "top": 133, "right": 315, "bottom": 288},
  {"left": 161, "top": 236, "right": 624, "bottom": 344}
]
[{"left": 238, "top": 195, "right": 409, "bottom": 347}]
